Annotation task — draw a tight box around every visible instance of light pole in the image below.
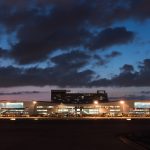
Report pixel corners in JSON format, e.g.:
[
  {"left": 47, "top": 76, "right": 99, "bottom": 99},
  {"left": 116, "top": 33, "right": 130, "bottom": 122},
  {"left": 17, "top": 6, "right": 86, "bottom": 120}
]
[
  {"left": 93, "top": 100, "right": 99, "bottom": 115},
  {"left": 120, "top": 100, "right": 125, "bottom": 115},
  {"left": 33, "top": 101, "right": 37, "bottom": 116}
]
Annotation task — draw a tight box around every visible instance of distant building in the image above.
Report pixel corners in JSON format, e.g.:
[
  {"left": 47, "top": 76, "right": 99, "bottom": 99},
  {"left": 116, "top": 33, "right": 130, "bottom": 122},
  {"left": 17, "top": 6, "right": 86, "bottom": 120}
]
[
  {"left": 51, "top": 90, "right": 109, "bottom": 104},
  {"left": 1, "top": 100, "right": 150, "bottom": 117}
]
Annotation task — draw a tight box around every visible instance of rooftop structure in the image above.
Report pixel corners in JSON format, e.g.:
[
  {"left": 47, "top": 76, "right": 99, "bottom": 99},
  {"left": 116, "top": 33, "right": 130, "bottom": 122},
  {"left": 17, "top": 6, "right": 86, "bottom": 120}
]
[{"left": 51, "top": 90, "right": 108, "bottom": 104}]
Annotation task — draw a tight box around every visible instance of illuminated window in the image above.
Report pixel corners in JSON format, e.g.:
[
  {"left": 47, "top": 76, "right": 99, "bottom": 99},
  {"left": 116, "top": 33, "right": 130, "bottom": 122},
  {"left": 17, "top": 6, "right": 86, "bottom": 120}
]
[
  {"left": 134, "top": 102, "right": 150, "bottom": 108},
  {"left": 109, "top": 109, "right": 120, "bottom": 112},
  {"left": 82, "top": 109, "right": 99, "bottom": 114},
  {"left": 37, "top": 106, "right": 43, "bottom": 108},
  {"left": 47, "top": 106, "right": 53, "bottom": 108},
  {"left": 0, "top": 102, "right": 24, "bottom": 108},
  {"left": 37, "top": 109, "right": 47, "bottom": 112},
  {"left": 58, "top": 109, "right": 68, "bottom": 112}
]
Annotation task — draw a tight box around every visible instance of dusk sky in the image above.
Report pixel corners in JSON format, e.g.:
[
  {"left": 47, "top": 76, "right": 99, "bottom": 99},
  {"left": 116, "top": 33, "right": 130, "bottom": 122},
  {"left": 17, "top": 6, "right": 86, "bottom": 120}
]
[{"left": 0, "top": 0, "right": 150, "bottom": 101}]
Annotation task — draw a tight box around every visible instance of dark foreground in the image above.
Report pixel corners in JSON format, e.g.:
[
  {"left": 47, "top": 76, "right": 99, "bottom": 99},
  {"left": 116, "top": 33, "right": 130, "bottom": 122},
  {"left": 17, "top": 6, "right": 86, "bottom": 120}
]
[{"left": 0, "top": 119, "right": 150, "bottom": 150}]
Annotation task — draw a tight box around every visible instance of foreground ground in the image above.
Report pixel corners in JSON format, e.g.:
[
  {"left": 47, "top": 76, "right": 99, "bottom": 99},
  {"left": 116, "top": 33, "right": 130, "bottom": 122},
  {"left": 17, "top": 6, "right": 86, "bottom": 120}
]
[{"left": 0, "top": 119, "right": 150, "bottom": 150}]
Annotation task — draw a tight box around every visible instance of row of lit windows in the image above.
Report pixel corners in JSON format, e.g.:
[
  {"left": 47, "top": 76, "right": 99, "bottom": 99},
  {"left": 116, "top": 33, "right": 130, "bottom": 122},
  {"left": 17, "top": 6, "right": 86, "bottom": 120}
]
[
  {"left": 37, "top": 109, "right": 47, "bottom": 112},
  {"left": 109, "top": 109, "right": 120, "bottom": 112},
  {"left": 36, "top": 106, "right": 54, "bottom": 108},
  {"left": 134, "top": 102, "right": 150, "bottom": 108},
  {"left": 0, "top": 102, "right": 24, "bottom": 109}
]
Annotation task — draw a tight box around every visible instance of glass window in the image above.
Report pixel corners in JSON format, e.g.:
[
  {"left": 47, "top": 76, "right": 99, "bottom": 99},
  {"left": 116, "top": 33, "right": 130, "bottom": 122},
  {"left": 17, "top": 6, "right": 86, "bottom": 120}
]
[
  {"left": 134, "top": 102, "right": 150, "bottom": 108},
  {"left": 0, "top": 102, "right": 24, "bottom": 108}
]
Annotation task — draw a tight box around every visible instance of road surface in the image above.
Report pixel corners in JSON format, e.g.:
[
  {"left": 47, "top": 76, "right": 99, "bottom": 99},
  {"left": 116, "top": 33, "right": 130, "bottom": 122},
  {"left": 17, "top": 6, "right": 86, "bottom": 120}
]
[{"left": 0, "top": 119, "right": 150, "bottom": 150}]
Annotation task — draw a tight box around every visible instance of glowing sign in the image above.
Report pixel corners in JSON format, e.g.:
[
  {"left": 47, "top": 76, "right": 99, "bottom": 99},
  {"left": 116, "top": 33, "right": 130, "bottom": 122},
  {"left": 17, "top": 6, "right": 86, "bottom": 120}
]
[{"left": 0, "top": 102, "right": 24, "bottom": 108}]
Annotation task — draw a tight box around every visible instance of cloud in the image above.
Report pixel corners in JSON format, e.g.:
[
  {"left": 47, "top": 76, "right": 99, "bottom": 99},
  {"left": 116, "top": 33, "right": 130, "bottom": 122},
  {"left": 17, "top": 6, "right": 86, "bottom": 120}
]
[
  {"left": 50, "top": 51, "right": 91, "bottom": 76},
  {"left": 0, "top": 59, "right": 149, "bottom": 87},
  {"left": 6, "top": 1, "right": 91, "bottom": 64},
  {"left": 93, "top": 55, "right": 108, "bottom": 66},
  {"left": 94, "top": 51, "right": 121, "bottom": 66},
  {"left": 0, "top": 48, "right": 8, "bottom": 57},
  {"left": 88, "top": 27, "right": 135, "bottom": 50},
  {"left": 0, "top": 0, "right": 140, "bottom": 64},
  {"left": 0, "top": 51, "right": 94, "bottom": 87},
  {"left": 129, "top": 0, "right": 150, "bottom": 20},
  {"left": 90, "top": 59, "right": 150, "bottom": 87},
  {"left": 51, "top": 51, "right": 90, "bottom": 66},
  {"left": 0, "top": 66, "right": 95, "bottom": 87},
  {"left": 0, "top": 91, "right": 41, "bottom": 95},
  {"left": 49, "top": 51, "right": 95, "bottom": 86},
  {"left": 0, "top": 0, "right": 149, "bottom": 88},
  {"left": 105, "top": 51, "right": 121, "bottom": 59},
  {"left": 112, "top": 59, "right": 150, "bottom": 86},
  {"left": 120, "top": 64, "right": 134, "bottom": 73},
  {"left": 123, "top": 94, "right": 150, "bottom": 100},
  {"left": 1, "top": 0, "right": 150, "bottom": 29},
  {"left": 141, "top": 91, "right": 150, "bottom": 94},
  {"left": 109, "top": 95, "right": 150, "bottom": 100}
]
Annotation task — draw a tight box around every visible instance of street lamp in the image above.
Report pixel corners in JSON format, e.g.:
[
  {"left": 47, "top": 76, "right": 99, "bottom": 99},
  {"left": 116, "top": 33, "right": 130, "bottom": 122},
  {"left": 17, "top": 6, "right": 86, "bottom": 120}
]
[
  {"left": 33, "top": 101, "right": 37, "bottom": 116},
  {"left": 33, "top": 101, "right": 37, "bottom": 104},
  {"left": 120, "top": 100, "right": 124, "bottom": 104},
  {"left": 93, "top": 100, "right": 99, "bottom": 115},
  {"left": 120, "top": 100, "right": 125, "bottom": 115},
  {"left": 93, "top": 100, "right": 99, "bottom": 105}
]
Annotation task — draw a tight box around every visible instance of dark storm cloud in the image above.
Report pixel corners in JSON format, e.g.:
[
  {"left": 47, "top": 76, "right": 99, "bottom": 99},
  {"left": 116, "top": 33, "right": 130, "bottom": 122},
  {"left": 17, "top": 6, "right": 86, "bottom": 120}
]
[
  {"left": 0, "top": 49, "right": 8, "bottom": 57},
  {"left": 0, "top": 51, "right": 94, "bottom": 87},
  {"left": 129, "top": 0, "right": 150, "bottom": 20},
  {"left": 90, "top": 59, "right": 150, "bottom": 87},
  {"left": 0, "top": 66, "right": 94, "bottom": 87},
  {"left": 88, "top": 27, "right": 135, "bottom": 50},
  {"left": 49, "top": 51, "right": 94, "bottom": 86},
  {"left": 0, "top": 0, "right": 149, "bottom": 88},
  {"left": 117, "top": 59, "right": 150, "bottom": 86},
  {"left": 0, "top": 0, "right": 140, "bottom": 64},
  {"left": 50, "top": 51, "right": 91, "bottom": 75},
  {"left": 0, "top": 59, "right": 150, "bottom": 87},
  {"left": 11, "top": 1, "right": 92, "bottom": 64},
  {"left": 90, "top": 63, "right": 136, "bottom": 87},
  {"left": 51, "top": 51, "right": 90, "bottom": 66},
  {"left": 94, "top": 51, "right": 121, "bottom": 66},
  {"left": 111, "top": 64, "right": 137, "bottom": 86},
  {"left": 93, "top": 55, "right": 107, "bottom": 66},
  {"left": 120, "top": 64, "right": 134, "bottom": 73}
]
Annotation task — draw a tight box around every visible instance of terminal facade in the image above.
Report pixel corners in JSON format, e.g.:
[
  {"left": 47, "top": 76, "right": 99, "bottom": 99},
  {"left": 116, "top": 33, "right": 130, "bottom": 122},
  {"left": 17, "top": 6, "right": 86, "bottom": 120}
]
[
  {"left": 0, "top": 90, "right": 150, "bottom": 117},
  {"left": 0, "top": 100, "right": 150, "bottom": 117}
]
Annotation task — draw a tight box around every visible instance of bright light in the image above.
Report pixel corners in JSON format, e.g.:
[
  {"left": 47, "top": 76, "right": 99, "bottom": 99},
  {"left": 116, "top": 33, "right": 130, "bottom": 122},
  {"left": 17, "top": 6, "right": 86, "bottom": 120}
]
[
  {"left": 10, "top": 118, "right": 16, "bottom": 121},
  {"left": 126, "top": 118, "right": 131, "bottom": 121},
  {"left": 94, "top": 100, "right": 99, "bottom": 105},
  {"left": 33, "top": 101, "right": 37, "bottom": 104},
  {"left": 120, "top": 100, "right": 125, "bottom": 104}
]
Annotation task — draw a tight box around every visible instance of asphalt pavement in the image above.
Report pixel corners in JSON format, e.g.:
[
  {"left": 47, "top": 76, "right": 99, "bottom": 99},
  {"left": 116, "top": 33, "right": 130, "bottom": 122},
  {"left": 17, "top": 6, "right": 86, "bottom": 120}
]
[{"left": 0, "top": 119, "right": 150, "bottom": 150}]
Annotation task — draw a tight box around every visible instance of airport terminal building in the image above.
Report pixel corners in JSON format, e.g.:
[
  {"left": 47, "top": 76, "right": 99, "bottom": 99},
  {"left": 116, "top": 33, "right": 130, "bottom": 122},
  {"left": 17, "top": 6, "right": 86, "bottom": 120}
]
[{"left": 0, "top": 90, "right": 150, "bottom": 117}]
